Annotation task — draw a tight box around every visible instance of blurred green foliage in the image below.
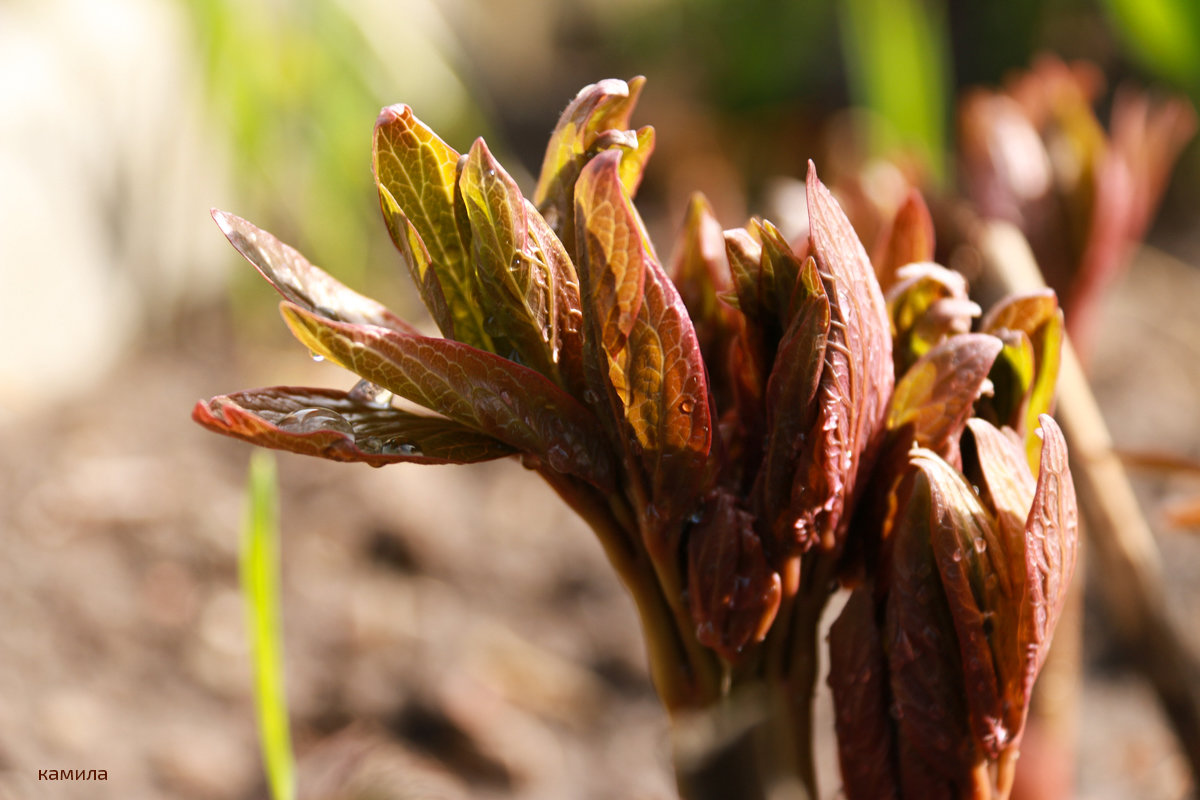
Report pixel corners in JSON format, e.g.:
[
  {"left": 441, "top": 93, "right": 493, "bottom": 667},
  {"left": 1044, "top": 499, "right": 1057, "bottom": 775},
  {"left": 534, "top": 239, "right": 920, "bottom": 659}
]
[
  {"left": 840, "top": 0, "right": 950, "bottom": 180},
  {"left": 1101, "top": 0, "right": 1200, "bottom": 99}
]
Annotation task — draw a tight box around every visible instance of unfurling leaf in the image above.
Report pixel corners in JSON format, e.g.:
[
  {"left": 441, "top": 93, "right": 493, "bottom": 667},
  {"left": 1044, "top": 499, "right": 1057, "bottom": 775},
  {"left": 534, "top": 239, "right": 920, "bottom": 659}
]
[
  {"left": 759, "top": 258, "right": 831, "bottom": 549},
  {"left": 194, "top": 387, "right": 517, "bottom": 466},
  {"left": 788, "top": 163, "right": 894, "bottom": 553},
  {"left": 827, "top": 589, "right": 900, "bottom": 800},
  {"left": 458, "top": 138, "right": 582, "bottom": 385},
  {"left": 668, "top": 193, "right": 737, "bottom": 398},
  {"left": 886, "top": 262, "right": 980, "bottom": 374},
  {"left": 212, "top": 210, "right": 418, "bottom": 335},
  {"left": 887, "top": 333, "right": 1003, "bottom": 462},
  {"left": 1019, "top": 415, "right": 1078, "bottom": 706},
  {"left": 981, "top": 291, "right": 1064, "bottom": 471},
  {"left": 687, "top": 490, "right": 782, "bottom": 660},
  {"left": 534, "top": 77, "right": 651, "bottom": 254},
  {"left": 280, "top": 303, "right": 613, "bottom": 489},
  {"left": 575, "top": 151, "right": 712, "bottom": 523},
  {"left": 373, "top": 104, "right": 491, "bottom": 350},
  {"left": 884, "top": 465, "right": 978, "bottom": 797}
]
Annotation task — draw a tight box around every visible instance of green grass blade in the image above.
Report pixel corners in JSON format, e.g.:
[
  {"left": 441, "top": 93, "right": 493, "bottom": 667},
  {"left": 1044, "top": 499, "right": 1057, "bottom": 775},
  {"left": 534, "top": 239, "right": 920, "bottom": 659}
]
[
  {"left": 241, "top": 450, "right": 296, "bottom": 800},
  {"left": 839, "top": 0, "right": 951, "bottom": 182}
]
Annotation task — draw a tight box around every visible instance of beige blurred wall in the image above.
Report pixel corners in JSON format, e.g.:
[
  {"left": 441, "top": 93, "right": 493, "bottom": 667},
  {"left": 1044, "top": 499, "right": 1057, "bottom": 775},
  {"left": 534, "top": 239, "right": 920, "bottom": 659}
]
[{"left": 0, "top": 0, "right": 232, "bottom": 418}]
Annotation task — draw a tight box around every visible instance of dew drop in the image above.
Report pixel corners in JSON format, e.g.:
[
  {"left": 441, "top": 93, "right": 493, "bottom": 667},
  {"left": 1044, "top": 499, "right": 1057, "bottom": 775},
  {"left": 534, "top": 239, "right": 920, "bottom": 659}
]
[
  {"left": 582, "top": 389, "right": 599, "bottom": 405},
  {"left": 381, "top": 439, "right": 423, "bottom": 456},
  {"left": 349, "top": 378, "right": 393, "bottom": 407},
  {"left": 309, "top": 351, "right": 325, "bottom": 363},
  {"left": 679, "top": 400, "right": 694, "bottom": 414},
  {"left": 951, "top": 549, "right": 963, "bottom": 563},
  {"left": 277, "top": 408, "right": 354, "bottom": 439},
  {"left": 973, "top": 537, "right": 987, "bottom": 554}
]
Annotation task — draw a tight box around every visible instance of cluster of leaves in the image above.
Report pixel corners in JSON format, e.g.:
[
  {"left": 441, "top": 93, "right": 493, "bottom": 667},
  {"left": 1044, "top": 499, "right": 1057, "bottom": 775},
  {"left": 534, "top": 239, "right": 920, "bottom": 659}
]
[{"left": 194, "top": 77, "right": 1078, "bottom": 797}]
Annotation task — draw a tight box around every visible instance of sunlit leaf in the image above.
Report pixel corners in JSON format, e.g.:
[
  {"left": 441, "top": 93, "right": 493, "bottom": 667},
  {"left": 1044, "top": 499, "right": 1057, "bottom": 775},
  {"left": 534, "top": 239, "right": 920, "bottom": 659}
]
[
  {"left": 982, "top": 291, "right": 1063, "bottom": 470},
  {"left": 194, "top": 386, "right": 518, "bottom": 466},
  {"left": 789, "top": 163, "right": 895, "bottom": 553},
  {"left": 575, "top": 151, "right": 712, "bottom": 523},
  {"left": 280, "top": 303, "right": 613, "bottom": 489},
  {"left": 458, "top": 138, "right": 562, "bottom": 379},
  {"left": 534, "top": 77, "right": 649, "bottom": 254},
  {"left": 373, "top": 104, "right": 491, "bottom": 349},
  {"left": 887, "top": 262, "right": 980, "bottom": 374},
  {"left": 1018, "top": 415, "right": 1079, "bottom": 705},
  {"left": 887, "top": 333, "right": 1003, "bottom": 461},
  {"left": 686, "top": 490, "right": 781, "bottom": 661},
  {"left": 884, "top": 465, "right": 978, "bottom": 795},
  {"left": 212, "top": 210, "right": 417, "bottom": 335}
]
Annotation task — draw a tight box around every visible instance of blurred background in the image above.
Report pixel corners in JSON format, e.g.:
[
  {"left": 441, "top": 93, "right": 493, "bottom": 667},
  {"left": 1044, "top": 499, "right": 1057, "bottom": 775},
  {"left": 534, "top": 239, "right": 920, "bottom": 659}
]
[{"left": 1, "top": 0, "right": 1198, "bottom": 797}]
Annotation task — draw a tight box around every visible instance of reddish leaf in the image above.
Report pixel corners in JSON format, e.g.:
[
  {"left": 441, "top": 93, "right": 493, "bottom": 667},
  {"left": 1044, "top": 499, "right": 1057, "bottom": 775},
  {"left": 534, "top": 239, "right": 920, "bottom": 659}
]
[
  {"left": 374, "top": 105, "right": 491, "bottom": 349},
  {"left": 280, "top": 303, "right": 613, "bottom": 490},
  {"left": 884, "top": 465, "right": 979, "bottom": 794},
  {"left": 1019, "top": 415, "right": 1078, "bottom": 706},
  {"left": 534, "top": 77, "right": 650, "bottom": 254},
  {"left": 827, "top": 589, "right": 901, "bottom": 800},
  {"left": 887, "top": 333, "right": 1004, "bottom": 462},
  {"left": 788, "top": 163, "right": 894, "bottom": 553},
  {"left": 575, "top": 151, "right": 712, "bottom": 521},
  {"left": 873, "top": 188, "right": 936, "bottom": 290},
  {"left": 458, "top": 137, "right": 579, "bottom": 384},
  {"left": 686, "top": 490, "right": 782, "bottom": 660},
  {"left": 212, "top": 210, "right": 417, "bottom": 335},
  {"left": 759, "top": 257, "right": 830, "bottom": 549},
  {"left": 193, "top": 386, "right": 517, "bottom": 466},
  {"left": 378, "top": 190, "right": 456, "bottom": 340}
]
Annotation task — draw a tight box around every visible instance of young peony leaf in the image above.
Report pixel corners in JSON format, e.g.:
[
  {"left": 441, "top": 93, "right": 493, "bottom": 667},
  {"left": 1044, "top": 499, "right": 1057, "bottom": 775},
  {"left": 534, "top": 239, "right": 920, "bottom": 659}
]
[
  {"left": 912, "top": 448, "right": 1016, "bottom": 759},
  {"left": 759, "top": 257, "right": 831, "bottom": 549},
  {"left": 378, "top": 191, "right": 456, "bottom": 340},
  {"left": 872, "top": 188, "right": 936, "bottom": 291},
  {"left": 193, "top": 387, "right": 517, "bottom": 466},
  {"left": 212, "top": 210, "right": 418, "bottom": 335},
  {"left": 884, "top": 465, "right": 978, "bottom": 795},
  {"left": 373, "top": 105, "right": 491, "bottom": 350},
  {"left": 458, "top": 138, "right": 566, "bottom": 382},
  {"left": 724, "top": 226, "right": 766, "bottom": 320},
  {"left": 981, "top": 291, "right": 1063, "bottom": 471},
  {"left": 534, "top": 77, "right": 651, "bottom": 254},
  {"left": 668, "top": 194, "right": 736, "bottom": 385},
  {"left": 827, "top": 589, "right": 901, "bottom": 800},
  {"left": 575, "top": 151, "right": 712, "bottom": 524},
  {"left": 887, "top": 333, "right": 1003, "bottom": 462},
  {"left": 886, "top": 262, "right": 980, "bottom": 374},
  {"left": 279, "top": 303, "right": 613, "bottom": 489},
  {"left": 1019, "top": 415, "right": 1078, "bottom": 708},
  {"left": 686, "top": 490, "right": 782, "bottom": 661},
  {"left": 788, "top": 163, "right": 894, "bottom": 554}
]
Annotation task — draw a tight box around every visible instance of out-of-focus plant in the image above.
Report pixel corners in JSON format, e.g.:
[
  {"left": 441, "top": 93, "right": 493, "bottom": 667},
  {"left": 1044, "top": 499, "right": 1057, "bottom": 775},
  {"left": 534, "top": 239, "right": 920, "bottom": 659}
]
[
  {"left": 187, "top": 0, "right": 482, "bottom": 299},
  {"left": 194, "top": 78, "right": 1078, "bottom": 798},
  {"left": 958, "top": 55, "right": 1196, "bottom": 361},
  {"left": 241, "top": 450, "right": 296, "bottom": 800}
]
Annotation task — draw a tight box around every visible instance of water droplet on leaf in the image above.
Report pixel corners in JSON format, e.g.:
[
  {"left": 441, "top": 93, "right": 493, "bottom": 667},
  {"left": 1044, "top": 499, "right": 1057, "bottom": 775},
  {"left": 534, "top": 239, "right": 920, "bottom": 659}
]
[
  {"left": 349, "top": 378, "right": 393, "bottom": 407},
  {"left": 278, "top": 407, "right": 353, "bottom": 439},
  {"left": 309, "top": 351, "right": 325, "bottom": 363}
]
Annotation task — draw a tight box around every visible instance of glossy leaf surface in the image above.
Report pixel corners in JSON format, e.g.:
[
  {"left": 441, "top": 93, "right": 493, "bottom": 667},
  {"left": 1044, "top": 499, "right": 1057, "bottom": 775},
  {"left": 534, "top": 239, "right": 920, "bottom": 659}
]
[
  {"left": 575, "top": 151, "right": 711, "bottom": 518},
  {"left": 212, "top": 210, "right": 417, "bottom": 335},
  {"left": 194, "top": 387, "right": 517, "bottom": 466},
  {"left": 373, "top": 104, "right": 491, "bottom": 349},
  {"left": 686, "top": 490, "right": 782, "bottom": 660},
  {"left": 280, "top": 303, "right": 612, "bottom": 488}
]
